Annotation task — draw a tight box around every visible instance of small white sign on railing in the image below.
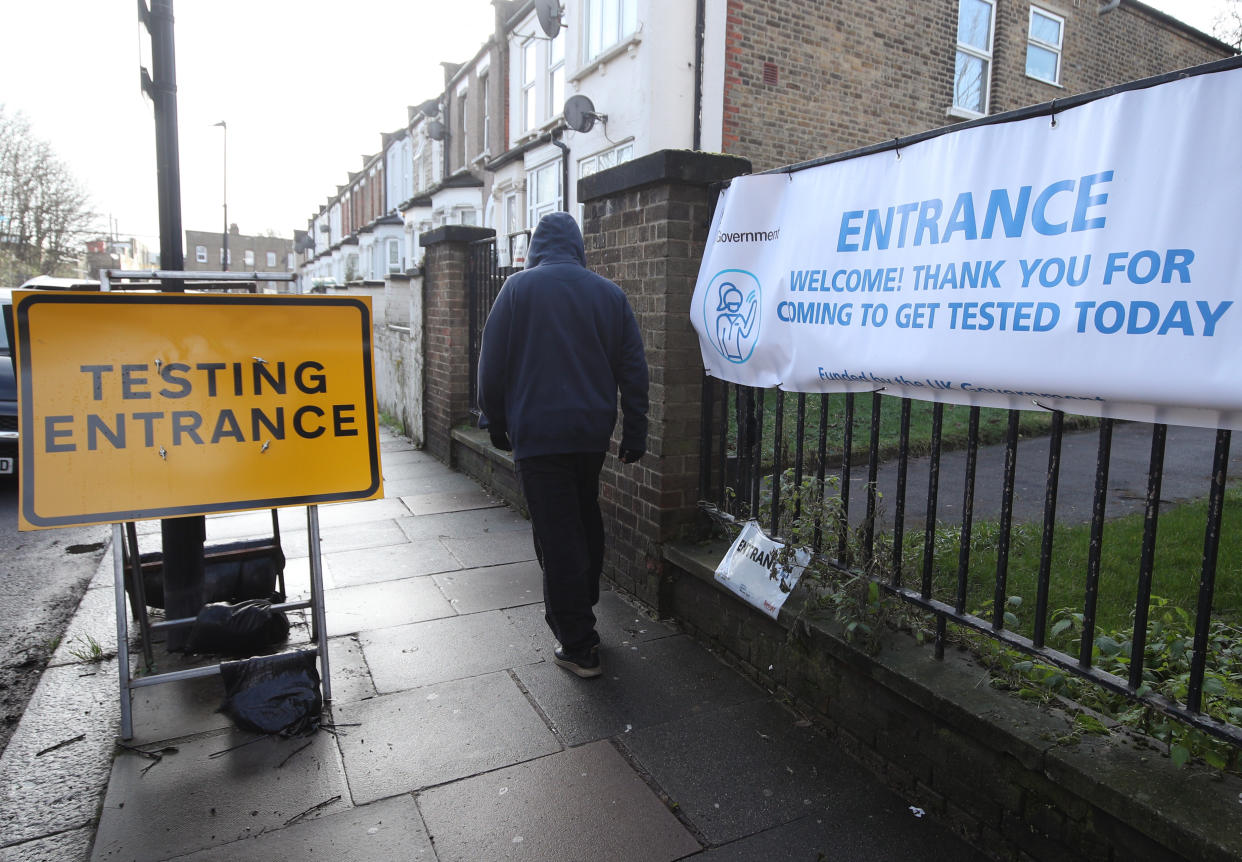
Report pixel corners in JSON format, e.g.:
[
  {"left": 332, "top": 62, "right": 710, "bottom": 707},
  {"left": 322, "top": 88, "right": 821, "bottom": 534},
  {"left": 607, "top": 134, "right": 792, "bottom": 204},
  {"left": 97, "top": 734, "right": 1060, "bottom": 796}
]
[{"left": 714, "top": 520, "right": 811, "bottom": 620}]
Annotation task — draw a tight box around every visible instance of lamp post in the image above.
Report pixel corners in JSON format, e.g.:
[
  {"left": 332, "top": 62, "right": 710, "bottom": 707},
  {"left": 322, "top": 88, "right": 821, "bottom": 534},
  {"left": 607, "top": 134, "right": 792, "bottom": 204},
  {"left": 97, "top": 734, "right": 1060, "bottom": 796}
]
[{"left": 213, "top": 120, "right": 228, "bottom": 270}]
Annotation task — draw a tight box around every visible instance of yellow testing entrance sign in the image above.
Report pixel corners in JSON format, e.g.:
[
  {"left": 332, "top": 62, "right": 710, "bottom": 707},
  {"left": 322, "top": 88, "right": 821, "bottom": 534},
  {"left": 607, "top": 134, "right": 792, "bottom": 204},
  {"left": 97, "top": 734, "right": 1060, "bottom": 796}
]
[{"left": 13, "top": 291, "right": 382, "bottom": 529}]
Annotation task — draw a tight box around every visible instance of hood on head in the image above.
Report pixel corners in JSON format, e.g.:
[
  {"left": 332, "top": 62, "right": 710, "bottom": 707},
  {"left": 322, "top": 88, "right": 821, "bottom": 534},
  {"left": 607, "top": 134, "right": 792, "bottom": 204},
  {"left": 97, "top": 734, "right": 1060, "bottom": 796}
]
[{"left": 526, "top": 212, "right": 586, "bottom": 268}]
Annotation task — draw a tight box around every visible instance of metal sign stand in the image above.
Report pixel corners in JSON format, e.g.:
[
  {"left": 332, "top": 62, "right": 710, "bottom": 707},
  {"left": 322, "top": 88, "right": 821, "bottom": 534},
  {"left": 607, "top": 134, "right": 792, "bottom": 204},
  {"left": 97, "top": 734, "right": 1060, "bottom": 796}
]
[{"left": 113, "top": 506, "right": 332, "bottom": 741}]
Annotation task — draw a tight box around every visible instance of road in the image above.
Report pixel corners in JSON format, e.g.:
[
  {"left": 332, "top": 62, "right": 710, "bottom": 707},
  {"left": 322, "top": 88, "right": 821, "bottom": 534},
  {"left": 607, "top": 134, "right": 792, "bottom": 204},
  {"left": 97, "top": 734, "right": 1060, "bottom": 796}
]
[{"left": 0, "top": 475, "right": 110, "bottom": 757}]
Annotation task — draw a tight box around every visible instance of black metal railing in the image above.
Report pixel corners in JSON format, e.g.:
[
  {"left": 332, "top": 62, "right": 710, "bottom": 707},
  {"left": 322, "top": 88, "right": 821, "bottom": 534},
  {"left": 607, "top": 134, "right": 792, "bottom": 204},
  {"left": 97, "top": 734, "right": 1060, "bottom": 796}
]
[
  {"left": 698, "top": 378, "right": 1240, "bottom": 748},
  {"left": 466, "top": 236, "right": 522, "bottom": 415}
]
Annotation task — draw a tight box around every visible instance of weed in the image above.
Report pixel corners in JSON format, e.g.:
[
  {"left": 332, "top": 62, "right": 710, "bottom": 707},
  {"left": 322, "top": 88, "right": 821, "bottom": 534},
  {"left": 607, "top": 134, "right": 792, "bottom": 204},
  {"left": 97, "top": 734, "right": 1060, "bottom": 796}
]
[{"left": 68, "top": 634, "right": 108, "bottom": 663}]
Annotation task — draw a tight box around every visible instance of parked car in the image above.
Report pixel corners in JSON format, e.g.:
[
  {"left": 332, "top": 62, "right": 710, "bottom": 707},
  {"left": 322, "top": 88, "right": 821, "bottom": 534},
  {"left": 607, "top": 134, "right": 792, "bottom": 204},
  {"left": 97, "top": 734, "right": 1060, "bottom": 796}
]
[
  {"left": 0, "top": 289, "right": 16, "bottom": 476},
  {"left": 18, "top": 275, "right": 101, "bottom": 291}
]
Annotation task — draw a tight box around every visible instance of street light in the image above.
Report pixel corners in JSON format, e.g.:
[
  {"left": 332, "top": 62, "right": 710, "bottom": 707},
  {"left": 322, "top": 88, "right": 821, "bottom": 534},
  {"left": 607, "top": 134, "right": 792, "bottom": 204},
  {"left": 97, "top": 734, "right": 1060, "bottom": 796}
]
[{"left": 213, "top": 120, "right": 228, "bottom": 271}]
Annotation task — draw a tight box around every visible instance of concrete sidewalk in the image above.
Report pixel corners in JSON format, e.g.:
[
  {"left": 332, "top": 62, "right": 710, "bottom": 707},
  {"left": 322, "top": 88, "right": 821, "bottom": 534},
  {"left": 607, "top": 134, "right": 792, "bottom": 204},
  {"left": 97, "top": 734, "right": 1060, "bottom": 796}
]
[{"left": 0, "top": 428, "right": 982, "bottom": 862}]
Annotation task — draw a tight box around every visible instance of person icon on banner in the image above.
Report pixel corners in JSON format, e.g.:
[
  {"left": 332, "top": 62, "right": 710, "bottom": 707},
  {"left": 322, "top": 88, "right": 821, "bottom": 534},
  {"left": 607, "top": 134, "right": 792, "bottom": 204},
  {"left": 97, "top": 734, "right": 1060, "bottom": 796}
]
[{"left": 715, "top": 281, "right": 758, "bottom": 362}]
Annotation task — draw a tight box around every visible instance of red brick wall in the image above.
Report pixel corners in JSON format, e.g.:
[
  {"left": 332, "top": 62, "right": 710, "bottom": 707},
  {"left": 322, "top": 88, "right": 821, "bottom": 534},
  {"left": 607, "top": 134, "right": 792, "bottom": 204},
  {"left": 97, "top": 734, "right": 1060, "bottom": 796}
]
[
  {"left": 992, "top": 2, "right": 1233, "bottom": 114},
  {"left": 421, "top": 232, "right": 477, "bottom": 462},
  {"left": 722, "top": 0, "right": 1232, "bottom": 172},
  {"left": 579, "top": 153, "right": 751, "bottom": 606}
]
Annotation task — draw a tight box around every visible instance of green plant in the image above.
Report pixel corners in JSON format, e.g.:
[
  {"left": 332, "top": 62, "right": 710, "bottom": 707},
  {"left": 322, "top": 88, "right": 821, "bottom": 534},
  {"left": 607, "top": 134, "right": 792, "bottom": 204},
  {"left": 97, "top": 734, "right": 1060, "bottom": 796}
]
[
  {"left": 68, "top": 634, "right": 107, "bottom": 663},
  {"left": 721, "top": 473, "right": 1242, "bottom": 774},
  {"left": 954, "top": 594, "right": 1242, "bottom": 772},
  {"left": 736, "top": 472, "right": 898, "bottom": 652}
]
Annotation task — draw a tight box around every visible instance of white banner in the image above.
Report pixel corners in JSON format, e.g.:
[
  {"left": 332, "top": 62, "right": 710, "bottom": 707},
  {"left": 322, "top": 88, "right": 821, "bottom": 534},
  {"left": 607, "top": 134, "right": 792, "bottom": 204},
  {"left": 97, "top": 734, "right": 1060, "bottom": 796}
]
[
  {"left": 714, "top": 520, "right": 811, "bottom": 620},
  {"left": 692, "top": 65, "right": 1242, "bottom": 430}
]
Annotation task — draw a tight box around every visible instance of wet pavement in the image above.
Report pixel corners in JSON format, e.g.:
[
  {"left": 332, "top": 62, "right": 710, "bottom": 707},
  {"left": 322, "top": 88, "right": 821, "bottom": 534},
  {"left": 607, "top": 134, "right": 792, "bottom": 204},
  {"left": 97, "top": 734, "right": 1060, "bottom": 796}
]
[{"left": 0, "top": 428, "right": 984, "bottom": 862}]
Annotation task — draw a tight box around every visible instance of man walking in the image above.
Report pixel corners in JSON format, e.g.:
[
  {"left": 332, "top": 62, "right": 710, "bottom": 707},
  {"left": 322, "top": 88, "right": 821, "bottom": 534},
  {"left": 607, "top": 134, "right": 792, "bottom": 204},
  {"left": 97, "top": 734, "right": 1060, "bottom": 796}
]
[{"left": 478, "top": 212, "right": 649, "bottom": 679}]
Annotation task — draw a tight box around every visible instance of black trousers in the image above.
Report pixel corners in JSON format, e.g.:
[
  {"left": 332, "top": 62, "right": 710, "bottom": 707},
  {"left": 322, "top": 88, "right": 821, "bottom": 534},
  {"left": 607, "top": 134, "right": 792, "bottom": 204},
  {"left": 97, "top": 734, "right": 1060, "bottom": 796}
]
[{"left": 515, "top": 452, "right": 606, "bottom": 654}]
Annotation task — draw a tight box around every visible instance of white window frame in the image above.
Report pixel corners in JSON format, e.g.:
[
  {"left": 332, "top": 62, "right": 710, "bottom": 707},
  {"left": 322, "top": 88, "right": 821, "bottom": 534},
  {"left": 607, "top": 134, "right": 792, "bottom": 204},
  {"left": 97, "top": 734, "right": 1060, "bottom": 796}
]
[
  {"left": 578, "top": 141, "right": 635, "bottom": 180},
  {"left": 195, "top": 245, "right": 207, "bottom": 263},
  {"left": 584, "top": 0, "right": 637, "bottom": 62},
  {"left": 527, "top": 160, "right": 562, "bottom": 229},
  {"left": 480, "top": 73, "right": 490, "bottom": 155},
  {"left": 266, "top": 251, "right": 277, "bottom": 267},
  {"left": 387, "top": 238, "right": 401, "bottom": 274},
  {"left": 244, "top": 249, "right": 255, "bottom": 268},
  {"left": 521, "top": 39, "right": 538, "bottom": 134},
  {"left": 458, "top": 91, "right": 469, "bottom": 167},
  {"left": 547, "top": 30, "right": 565, "bottom": 122},
  {"left": 1026, "top": 6, "right": 1065, "bottom": 86},
  {"left": 951, "top": 0, "right": 996, "bottom": 119}
]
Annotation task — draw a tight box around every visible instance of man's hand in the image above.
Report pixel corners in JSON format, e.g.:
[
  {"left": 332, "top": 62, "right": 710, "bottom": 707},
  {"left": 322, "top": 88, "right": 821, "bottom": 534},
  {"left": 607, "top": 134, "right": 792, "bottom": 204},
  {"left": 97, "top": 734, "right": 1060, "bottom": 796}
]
[
  {"left": 619, "top": 447, "right": 644, "bottom": 464},
  {"left": 489, "top": 426, "right": 512, "bottom": 452}
]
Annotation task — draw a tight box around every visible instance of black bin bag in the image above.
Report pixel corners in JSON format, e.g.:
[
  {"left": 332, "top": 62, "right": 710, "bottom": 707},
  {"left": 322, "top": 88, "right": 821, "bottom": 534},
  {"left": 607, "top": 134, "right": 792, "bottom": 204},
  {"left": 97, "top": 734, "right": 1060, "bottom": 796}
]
[
  {"left": 220, "top": 649, "right": 322, "bottom": 737},
  {"left": 185, "top": 599, "right": 290, "bottom": 656},
  {"left": 125, "top": 538, "right": 286, "bottom": 610}
]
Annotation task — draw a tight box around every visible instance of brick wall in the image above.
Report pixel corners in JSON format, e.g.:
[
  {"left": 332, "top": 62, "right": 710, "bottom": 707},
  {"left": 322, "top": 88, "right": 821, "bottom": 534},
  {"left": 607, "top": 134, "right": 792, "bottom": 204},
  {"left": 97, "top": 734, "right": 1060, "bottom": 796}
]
[
  {"left": 570, "top": 148, "right": 1242, "bottom": 860},
  {"left": 723, "top": 0, "right": 1233, "bottom": 173},
  {"left": 991, "top": 2, "right": 1234, "bottom": 114},
  {"left": 420, "top": 225, "right": 495, "bottom": 462},
  {"left": 578, "top": 151, "right": 752, "bottom": 608},
  {"left": 663, "top": 547, "right": 1242, "bottom": 862}
]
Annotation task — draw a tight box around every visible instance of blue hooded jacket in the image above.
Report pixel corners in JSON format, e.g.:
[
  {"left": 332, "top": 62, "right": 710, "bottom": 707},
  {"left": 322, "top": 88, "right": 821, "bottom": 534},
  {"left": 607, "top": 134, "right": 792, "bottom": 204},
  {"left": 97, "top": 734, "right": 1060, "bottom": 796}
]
[{"left": 477, "top": 212, "right": 649, "bottom": 460}]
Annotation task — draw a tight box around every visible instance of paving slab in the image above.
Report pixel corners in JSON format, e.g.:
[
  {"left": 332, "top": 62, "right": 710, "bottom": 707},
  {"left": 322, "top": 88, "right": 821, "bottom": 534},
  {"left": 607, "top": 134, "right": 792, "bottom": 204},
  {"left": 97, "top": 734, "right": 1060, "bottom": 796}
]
[
  {"left": 126, "top": 673, "right": 232, "bottom": 746},
  {"left": 170, "top": 794, "right": 434, "bottom": 862},
  {"left": 432, "top": 560, "right": 543, "bottom": 614},
  {"left": 693, "top": 808, "right": 986, "bottom": 861},
  {"left": 381, "top": 456, "right": 460, "bottom": 481},
  {"left": 378, "top": 436, "right": 422, "bottom": 454},
  {"left": 359, "top": 610, "right": 541, "bottom": 692},
  {"left": 324, "top": 576, "right": 455, "bottom": 637},
  {"left": 395, "top": 504, "right": 531, "bottom": 541},
  {"left": 325, "top": 539, "right": 462, "bottom": 588},
  {"left": 0, "top": 827, "right": 94, "bottom": 862},
  {"left": 90, "top": 730, "right": 350, "bottom": 862},
  {"left": 392, "top": 470, "right": 483, "bottom": 496},
  {"left": 439, "top": 529, "right": 537, "bottom": 568},
  {"left": 324, "top": 634, "right": 379, "bottom": 705},
  {"left": 417, "top": 740, "right": 702, "bottom": 862},
  {"left": 400, "top": 488, "right": 505, "bottom": 517},
  {"left": 331, "top": 672, "right": 561, "bottom": 804},
  {"left": 504, "top": 589, "right": 679, "bottom": 654},
  {"left": 515, "top": 634, "right": 765, "bottom": 747},
  {"left": 0, "top": 661, "right": 119, "bottom": 846},
  {"left": 620, "top": 698, "right": 981, "bottom": 850},
  {"left": 281, "top": 518, "right": 411, "bottom": 559},
  {"left": 277, "top": 552, "right": 319, "bottom": 594}
]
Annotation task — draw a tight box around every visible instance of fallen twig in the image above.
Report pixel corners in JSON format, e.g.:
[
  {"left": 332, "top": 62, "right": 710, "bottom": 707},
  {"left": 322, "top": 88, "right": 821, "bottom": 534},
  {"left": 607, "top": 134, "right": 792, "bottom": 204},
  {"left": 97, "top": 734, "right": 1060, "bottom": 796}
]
[
  {"left": 208, "top": 735, "right": 266, "bottom": 759},
  {"left": 284, "top": 794, "right": 341, "bottom": 827},
  {"left": 318, "top": 721, "right": 361, "bottom": 738},
  {"left": 36, "top": 734, "right": 86, "bottom": 757},
  {"left": 276, "top": 739, "right": 313, "bottom": 769},
  {"left": 115, "top": 740, "right": 179, "bottom": 774}
]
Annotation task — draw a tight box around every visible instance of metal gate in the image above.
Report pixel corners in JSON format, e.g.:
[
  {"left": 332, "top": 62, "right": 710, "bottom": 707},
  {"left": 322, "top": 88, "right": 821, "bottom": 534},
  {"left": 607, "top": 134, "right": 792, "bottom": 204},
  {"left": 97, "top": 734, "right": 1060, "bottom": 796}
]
[{"left": 467, "top": 235, "right": 523, "bottom": 415}]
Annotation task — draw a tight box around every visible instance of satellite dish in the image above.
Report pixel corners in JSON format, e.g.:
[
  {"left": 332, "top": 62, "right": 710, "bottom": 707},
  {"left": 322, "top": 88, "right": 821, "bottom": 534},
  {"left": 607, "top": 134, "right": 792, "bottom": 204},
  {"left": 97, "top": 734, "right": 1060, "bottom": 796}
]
[
  {"left": 535, "top": 0, "right": 563, "bottom": 39},
  {"left": 426, "top": 120, "right": 447, "bottom": 141},
  {"left": 563, "top": 94, "right": 605, "bottom": 133}
]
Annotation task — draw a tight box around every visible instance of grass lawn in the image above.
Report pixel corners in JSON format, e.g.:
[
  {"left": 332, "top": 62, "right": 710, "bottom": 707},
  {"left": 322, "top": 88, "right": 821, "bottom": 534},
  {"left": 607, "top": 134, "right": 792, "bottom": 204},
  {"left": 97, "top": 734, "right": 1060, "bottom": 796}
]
[
  {"left": 898, "top": 486, "right": 1242, "bottom": 638},
  {"left": 718, "top": 389, "right": 1097, "bottom": 466}
]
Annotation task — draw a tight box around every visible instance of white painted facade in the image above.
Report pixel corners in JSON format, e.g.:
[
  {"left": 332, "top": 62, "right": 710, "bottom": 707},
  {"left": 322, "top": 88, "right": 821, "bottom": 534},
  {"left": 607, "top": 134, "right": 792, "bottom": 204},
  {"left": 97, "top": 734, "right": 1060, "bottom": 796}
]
[
  {"left": 500, "top": 0, "right": 726, "bottom": 225},
  {"left": 385, "top": 131, "right": 415, "bottom": 213}
]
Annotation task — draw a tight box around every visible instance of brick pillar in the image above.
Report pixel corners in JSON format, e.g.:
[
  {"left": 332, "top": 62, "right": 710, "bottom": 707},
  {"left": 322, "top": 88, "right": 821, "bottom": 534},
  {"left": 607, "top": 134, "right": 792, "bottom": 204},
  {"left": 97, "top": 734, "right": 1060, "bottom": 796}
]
[
  {"left": 420, "top": 225, "right": 495, "bottom": 463},
  {"left": 579, "top": 150, "right": 751, "bottom": 611}
]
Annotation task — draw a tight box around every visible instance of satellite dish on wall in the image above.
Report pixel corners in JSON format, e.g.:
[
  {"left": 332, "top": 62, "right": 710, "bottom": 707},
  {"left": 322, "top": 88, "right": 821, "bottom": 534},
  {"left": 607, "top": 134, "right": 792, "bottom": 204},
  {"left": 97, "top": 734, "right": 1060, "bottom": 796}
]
[
  {"left": 563, "top": 95, "right": 605, "bottom": 133},
  {"left": 426, "top": 120, "right": 447, "bottom": 141},
  {"left": 535, "top": 0, "right": 564, "bottom": 38}
]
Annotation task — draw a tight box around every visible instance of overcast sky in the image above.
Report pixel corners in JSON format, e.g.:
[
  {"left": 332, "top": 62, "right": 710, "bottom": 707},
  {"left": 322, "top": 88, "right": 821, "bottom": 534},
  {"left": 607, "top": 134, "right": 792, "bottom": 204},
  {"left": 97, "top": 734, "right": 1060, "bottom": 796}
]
[{"left": 0, "top": 0, "right": 1231, "bottom": 250}]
